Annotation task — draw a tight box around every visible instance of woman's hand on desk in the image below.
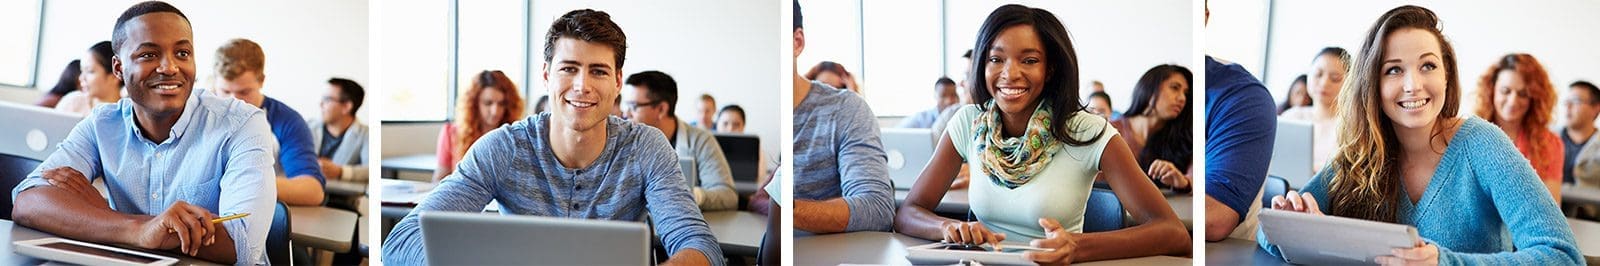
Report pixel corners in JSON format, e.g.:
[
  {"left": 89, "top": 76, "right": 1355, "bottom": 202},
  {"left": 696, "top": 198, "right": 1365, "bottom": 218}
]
[
  {"left": 1023, "top": 218, "right": 1077, "bottom": 266},
  {"left": 40, "top": 167, "right": 108, "bottom": 209},
  {"left": 1147, "top": 159, "right": 1189, "bottom": 190},
  {"left": 1377, "top": 241, "right": 1438, "bottom": 266},
  {"left": 1270, "top": 191, "right": 1324, "bottom": 215},
  {"left": 940, "top": 220, "right": 1005, "bottom": 248}
]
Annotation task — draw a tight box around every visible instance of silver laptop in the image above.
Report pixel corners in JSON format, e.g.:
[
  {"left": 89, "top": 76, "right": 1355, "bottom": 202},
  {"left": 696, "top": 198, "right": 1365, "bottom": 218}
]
[
  {"left": 0, "top": 101, "right": 84, "bottom": 161},
  {"left": 419, "top": 211, "right": 650, "bottom": 265},
  {"left": 678, "top": 156, "right": 699, "bottom": 187},
  {"left": 881, "top": 128, "right": 935, "bottom": 190},
  {"left": 1258, "top": 209, "right": 1420, "bottom": 265},
  {"left": 1270, "top": 120, "right": 1314, "bottom": 189}
]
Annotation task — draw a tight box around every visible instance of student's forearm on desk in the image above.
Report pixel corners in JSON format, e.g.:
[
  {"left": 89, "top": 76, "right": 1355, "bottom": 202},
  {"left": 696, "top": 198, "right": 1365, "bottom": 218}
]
[
  {"left": 795, "top": 198, "right": 850, "bottom": 233},
  {"left": 1070, "top": 214, "right": 1190, "bottom": 260},
  {"left": 14, "top": 187, "right": 238, "bottom": 263},
  {"left": 277, "top": 175, "right": 325, "bottom": 206},
  {"left": 662, "top": 248, "right": 711, "bottom": 266},
  {"left": 1203, "top": 195, "right": 1241, "bottom": 242}
]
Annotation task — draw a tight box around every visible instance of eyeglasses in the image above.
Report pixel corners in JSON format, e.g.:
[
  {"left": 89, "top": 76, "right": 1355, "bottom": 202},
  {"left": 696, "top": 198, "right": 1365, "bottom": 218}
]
[
  {"left": 321, "top": 96, "right": 348, "bottom": 104},
  {"left": 623, "top": 100, "right": 660, "bottom": 111}
]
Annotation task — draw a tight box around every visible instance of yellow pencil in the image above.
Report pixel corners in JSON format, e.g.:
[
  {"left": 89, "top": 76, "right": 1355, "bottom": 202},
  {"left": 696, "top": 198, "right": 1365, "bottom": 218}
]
[{"left": 211, "top": 213, "right": 249, "bottom": 223}]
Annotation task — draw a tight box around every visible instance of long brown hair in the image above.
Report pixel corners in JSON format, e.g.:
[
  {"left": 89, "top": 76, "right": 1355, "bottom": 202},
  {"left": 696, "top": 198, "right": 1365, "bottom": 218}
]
[
  {"left": 1475, "top": 53, "right": 1556, "bottom": 162},
  {"left": 453, "top": 70, "right": 525, "bottom": 158},
  {"left": 1328, "top": 5, "right": 1461, "bottom": 223}
]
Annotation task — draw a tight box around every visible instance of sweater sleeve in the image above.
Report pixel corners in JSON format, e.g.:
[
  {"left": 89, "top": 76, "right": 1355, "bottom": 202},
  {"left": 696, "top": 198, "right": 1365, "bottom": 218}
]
[{"left": 1441, "top": 128, "right": 1582, "bottom": 265}]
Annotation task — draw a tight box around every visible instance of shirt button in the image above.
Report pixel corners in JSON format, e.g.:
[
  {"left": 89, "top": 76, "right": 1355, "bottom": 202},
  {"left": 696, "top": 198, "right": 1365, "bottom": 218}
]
[{"left": 151, "top": 193, "right": 158, "bottom": 199}]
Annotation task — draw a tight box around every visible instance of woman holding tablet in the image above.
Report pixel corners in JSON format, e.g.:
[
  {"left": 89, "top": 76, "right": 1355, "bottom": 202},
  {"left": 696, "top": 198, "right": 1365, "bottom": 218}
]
[
  {"left": 894, "top": 4, "right": 1189, "bottom": 265},
  {"left": 1262, "top": 5, "right": 1582, "bottom": 265}
]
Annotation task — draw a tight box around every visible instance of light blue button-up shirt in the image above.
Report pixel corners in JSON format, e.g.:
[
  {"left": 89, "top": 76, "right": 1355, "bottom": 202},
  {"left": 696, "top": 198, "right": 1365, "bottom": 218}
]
[{"left": 12, "top": 89, "right": 278, "bottom": 265}]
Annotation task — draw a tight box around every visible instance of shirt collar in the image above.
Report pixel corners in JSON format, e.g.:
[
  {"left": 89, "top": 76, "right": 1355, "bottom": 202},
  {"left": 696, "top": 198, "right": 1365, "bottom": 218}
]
[{"left": 123, "top": 88, "right": 203, "bottom": 145}]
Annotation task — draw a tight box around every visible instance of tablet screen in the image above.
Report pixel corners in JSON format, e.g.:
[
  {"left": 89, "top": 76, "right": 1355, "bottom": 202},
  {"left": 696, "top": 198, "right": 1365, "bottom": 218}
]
[
  {"left": 39, "top": 242, "right": 163, "bottom": 264},
  {"left": 935, "top": 243, "right": 1038, "bottom": 254}
]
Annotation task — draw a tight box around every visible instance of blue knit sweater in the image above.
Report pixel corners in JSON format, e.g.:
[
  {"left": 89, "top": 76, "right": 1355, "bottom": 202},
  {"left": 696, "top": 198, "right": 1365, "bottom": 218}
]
[{"left": 1259, "top": 117, "right": 1583, "bottom": 265}]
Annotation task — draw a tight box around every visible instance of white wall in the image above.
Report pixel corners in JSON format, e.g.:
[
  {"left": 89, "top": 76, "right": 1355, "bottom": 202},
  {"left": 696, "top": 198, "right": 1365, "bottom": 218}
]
[
  {"left": 26, "top": 0, "right": 369, "bottom": 122},
  {"left": 1237, "top": 0, "right": 1600, "bottom": 124},
  {"left": 529, "top": 0, "right": 783, "bottom": 154}
]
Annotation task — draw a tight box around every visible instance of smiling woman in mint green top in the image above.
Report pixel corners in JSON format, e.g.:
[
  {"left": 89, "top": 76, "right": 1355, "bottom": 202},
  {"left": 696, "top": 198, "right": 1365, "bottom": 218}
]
[{"left": 1262, "top": 6, "right": 1581, "bottom": 265}]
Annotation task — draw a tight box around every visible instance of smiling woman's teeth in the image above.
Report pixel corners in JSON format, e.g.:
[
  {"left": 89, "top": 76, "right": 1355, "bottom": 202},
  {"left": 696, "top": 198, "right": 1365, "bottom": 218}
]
[
  {"left": 998, "top": 87, "right": 1026, "bottom": 96},
  {"left": 1399, "top": 99, "right": 1427, "bottom": 109}
]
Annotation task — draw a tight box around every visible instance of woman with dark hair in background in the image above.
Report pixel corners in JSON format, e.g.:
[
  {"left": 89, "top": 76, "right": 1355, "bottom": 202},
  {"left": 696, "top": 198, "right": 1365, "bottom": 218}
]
[
  {"left": 1278, "top": 74, "right": 1310, "bottom": 114},
  {"left": 1111, "top": 64, "right": 1193, "bottom": 191},
  {"left": 805, "top": 61, "right": 862, "bottom": 95},
  {"left": 56, "top": 41, "right": 123, "bottom": 115},
  {"left": 434, "top": 70, "right": 525, "bottom": 181},
  {"left": 1477, "top": 53, "right": 1564, "bottom": 203},
  {"left": 34, "top": 60, "right": 81, "bottom": 108},
  {"left": 1280, "top": 47, "right": 1351, "bottom": 173},
  {"left": 895, "top": 4, "right": 1188, "bottom": 264},
  {"left": 1263, "top": 6, "right": 1581, "bottom": 264},
  {"left": 1084, "top": 91, "right": 1113, "bottom": 120}
]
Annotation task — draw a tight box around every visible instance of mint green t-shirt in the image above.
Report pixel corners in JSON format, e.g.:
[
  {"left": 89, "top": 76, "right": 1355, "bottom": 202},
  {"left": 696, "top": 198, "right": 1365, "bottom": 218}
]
[{"left": 947, "top": 104, "right": 1117, "bottom": 240}]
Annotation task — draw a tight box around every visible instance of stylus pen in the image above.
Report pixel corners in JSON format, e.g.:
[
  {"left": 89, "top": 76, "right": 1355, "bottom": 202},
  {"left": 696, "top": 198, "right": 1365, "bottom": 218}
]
[{"left": 211, "top": 213, "right": 250, "bottom": 223}]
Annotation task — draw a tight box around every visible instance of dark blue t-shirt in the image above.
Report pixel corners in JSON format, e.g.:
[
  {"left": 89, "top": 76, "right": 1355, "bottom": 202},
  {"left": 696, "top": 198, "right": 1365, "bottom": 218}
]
[{"left": 1204, "top": 56, "right": 1275, "bottom": 222}]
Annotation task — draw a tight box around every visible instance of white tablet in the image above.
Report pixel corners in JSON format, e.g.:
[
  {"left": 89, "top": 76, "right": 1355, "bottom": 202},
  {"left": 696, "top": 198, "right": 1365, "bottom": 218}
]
[
  {"left": 1258, "top": 209, "right": 1422, "bottom": 265},
  {"left": 905, "top": 242, "right": 1052, "bottom": 265},
  {"left": 13, "top": 238, "right": 178, "bottom": 266}
]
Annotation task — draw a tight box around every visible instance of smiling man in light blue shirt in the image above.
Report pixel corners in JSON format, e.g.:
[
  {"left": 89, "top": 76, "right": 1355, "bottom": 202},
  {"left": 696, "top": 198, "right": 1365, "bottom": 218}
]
[{"left": 10, "top": 2, "right": 276, "bottom": 265}]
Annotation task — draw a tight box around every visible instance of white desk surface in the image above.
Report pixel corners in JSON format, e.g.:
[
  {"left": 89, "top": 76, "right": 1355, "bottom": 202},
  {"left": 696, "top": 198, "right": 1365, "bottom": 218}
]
[
  {"left": 325, "top": 179, "right": 367, "bottom": 197},
  {"left": 1568, "top": 217, "right": 1600, "bottom": 259},
  {"left": 893, "top": 189, "right": 970, "bottom": 215},
  {"left": 380, "top": 154, "right": 437, "bottom": 172},
  {"left": 0, "top": 219, "right": 221, "bottom": 265},
  {"left": 1204, "top": 238, "right": 1290, "bottom": 265},
  {"left": 702, "top": 211, "right": 768, "bottom": 256},
  {"left": 288, "top": 206, "right": 360, "bottom": 253},
  {"left": 793, "top": 231, "right": 1189, "bottom": 265}
]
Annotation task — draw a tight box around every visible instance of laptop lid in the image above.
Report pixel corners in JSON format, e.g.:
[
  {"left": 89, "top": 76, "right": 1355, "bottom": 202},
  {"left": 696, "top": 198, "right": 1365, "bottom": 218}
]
[
  {"left": 713, "top": 133, "right": 760, "bottom": 182},
  {"left": 419, "top": 211, "right": 650, "bottom": 265},
  {"left": 1269, "top": 120, "right": 1314, "bottom": 188},
  {"left": 881, "top": 128, "right": 935, "bottom": 190},
  {"left": 678, "top": 156, "right": 698, "bottom": 187},
  {"left": 0, "top": 102, "right": 83, "bottom": 161}
]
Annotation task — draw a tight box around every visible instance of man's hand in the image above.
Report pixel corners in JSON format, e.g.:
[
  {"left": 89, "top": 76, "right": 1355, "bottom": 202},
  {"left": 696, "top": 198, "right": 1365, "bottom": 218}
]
[
  {"left": 39, "top": 167, "right": 108, "bottom": 209},
  {"left": 132, "top": 201, "right": 218, "bottom": 256},
  {"left": 318, "top": 158, "right": 343, "bottom": 180}
]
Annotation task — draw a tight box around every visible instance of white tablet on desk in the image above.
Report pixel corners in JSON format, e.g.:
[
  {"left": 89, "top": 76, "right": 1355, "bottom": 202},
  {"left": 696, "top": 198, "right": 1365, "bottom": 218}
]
[
  {"left": 14, "top": 238, "right": 177, "bottom": 266},
  {"left": 1259, "top": 209, "right": 1421, "bottom": 265},
  {"left": 905, "top": 242, "right": 1050, "bottom": 265}
]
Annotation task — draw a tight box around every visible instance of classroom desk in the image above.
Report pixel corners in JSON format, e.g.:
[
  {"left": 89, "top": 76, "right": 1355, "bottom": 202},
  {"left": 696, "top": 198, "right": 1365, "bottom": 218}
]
[
  {"left": 288, "top": 206, "right": 360, "bottom": 253},
  {"left": 0, "top": 219, "right": 220, "bottom": 265},
  {"left": 381, "top": 154, "right": 437, "bottom": 177},
  {"left": 703, "top": 211, "right": 767, "bottom": 257},
  {"left": 1204, "top": 238, "right": 1290, "bottom": 265},
  {"left": 735, "top": 181, "right": 760, "bottom": 197},
  {"left": 893, "top": 189, "right": 970, "bottom": 215},
  {"left": 1565, "top": 185, "right": 1600, "bottom": 206},
  {"left": 1167, "top": 193, "right": 1194, "bottom": 230},
  {"left": 793, "top": 231, "right": 1190, "bottom": 265},
  {"left": 325, "top": 180, "right": 367, "bottom": 197},
  {"left": 1569, "top": 217, "right": 1600, "bottom": 260}
]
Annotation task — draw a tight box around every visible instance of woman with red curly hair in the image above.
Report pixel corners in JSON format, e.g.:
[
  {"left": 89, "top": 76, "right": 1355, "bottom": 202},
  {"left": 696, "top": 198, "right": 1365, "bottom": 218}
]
[
  {"left": 435, "top": 70, "right": 526, "bottom": 182},
  {"left": 1477, "top": 53, "right": 1563, "bottom": 203}
]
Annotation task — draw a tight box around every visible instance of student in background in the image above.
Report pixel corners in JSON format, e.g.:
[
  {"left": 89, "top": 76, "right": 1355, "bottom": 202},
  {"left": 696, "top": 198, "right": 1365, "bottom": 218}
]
[
  {"left": 1566, "top": 81, "right": 1600, "bottom": 187},
  {"left": 34, "top": 60, "right": 81, "bottom": 108},
  {"left": 896, "top": 5, "right": 1189, "bottom": 264},
  {"left": 791, "top": 0, "right": 894, "bottom": 234},
  {"left": 1201, "top": 1, "right": 1274, "bottom": 243},
  {"left": 693, "top": 93, "right": 716, "bottom": 129},
  {"left": 309, "top": 78, "right": 368, "bottom": 183},
  {"left": 898, "top": 77, "right": 959, "bottom": 129},
  {"left": 805, "top": 61, "right": 863, "bottom": 95},
  {"left": 1279, "top": 47, "right": 1350, "bottom": 173},
  {"left": 1111, "top": 65, "right": 1193, "bottom": 191},
  {"left": 1277, "top": 74, "right": 1309, "bottom": 115},
  {"left": 12, "top": 2, "right": 275, "bottom": 263},
  {"left": 533, "top": 94, "right": 550, "bottom": 115},
  {"left": 624, "top": 70, "right": 739, "bottom": 211},
  {"left": 434, "top": 70, "right": 524, "bottom": 182},
  {"left": 1090, "top": 80, "right": 1106, "bottom": 92},
  {"left": 57, "top": 41, "right": 123, "bottom": 116},
  {"left": 1263, "top": 6, "right": 1582, "bottom": 264},
  {"left": 383, "top": 9, "right": 722, "bottom": 265},
  {"left": 714, "top": 105, "right": 745, "bottom": 133},
  {"left": 932, "top": 49, "right": 977, "bottom": 190},
  {"left": 211, "top": 38, "right": 327, "bottom": 206},
  {"left": 1477, "top": 53, "right": 1563, "bottom": 204},
  {"left": 1085, "top": 91, "right": 1113, "bottom": 120}
]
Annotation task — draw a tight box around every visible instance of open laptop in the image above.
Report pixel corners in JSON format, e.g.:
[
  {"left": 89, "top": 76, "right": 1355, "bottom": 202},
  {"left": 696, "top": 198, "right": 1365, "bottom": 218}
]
[
  {"left": 419, "top": 211, "right": 650, "bottom": 265},
  {"left": 1270, "top": 120, "right": 1314, "bottom": 189},
  {"left": 881, "top": 128, "right": 935, "bottom": 190},
  {"left": 1258, "top": 209, "right": 1420, "bottom": 265},
  {"left": 713, "top": 133, "right": 760, "bottom": 182},
  {"left": 678, "top": 156, "right": 699, "bottom": 187},
  {"left": 0, "top": 101, "right": 83, "bottom": 161}
]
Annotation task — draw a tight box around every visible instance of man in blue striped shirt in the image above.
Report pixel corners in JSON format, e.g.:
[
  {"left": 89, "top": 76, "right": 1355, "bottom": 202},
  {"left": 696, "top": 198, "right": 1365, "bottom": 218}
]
[{"left": 381, "top": 9, "right": 723, "bottom": 266}]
